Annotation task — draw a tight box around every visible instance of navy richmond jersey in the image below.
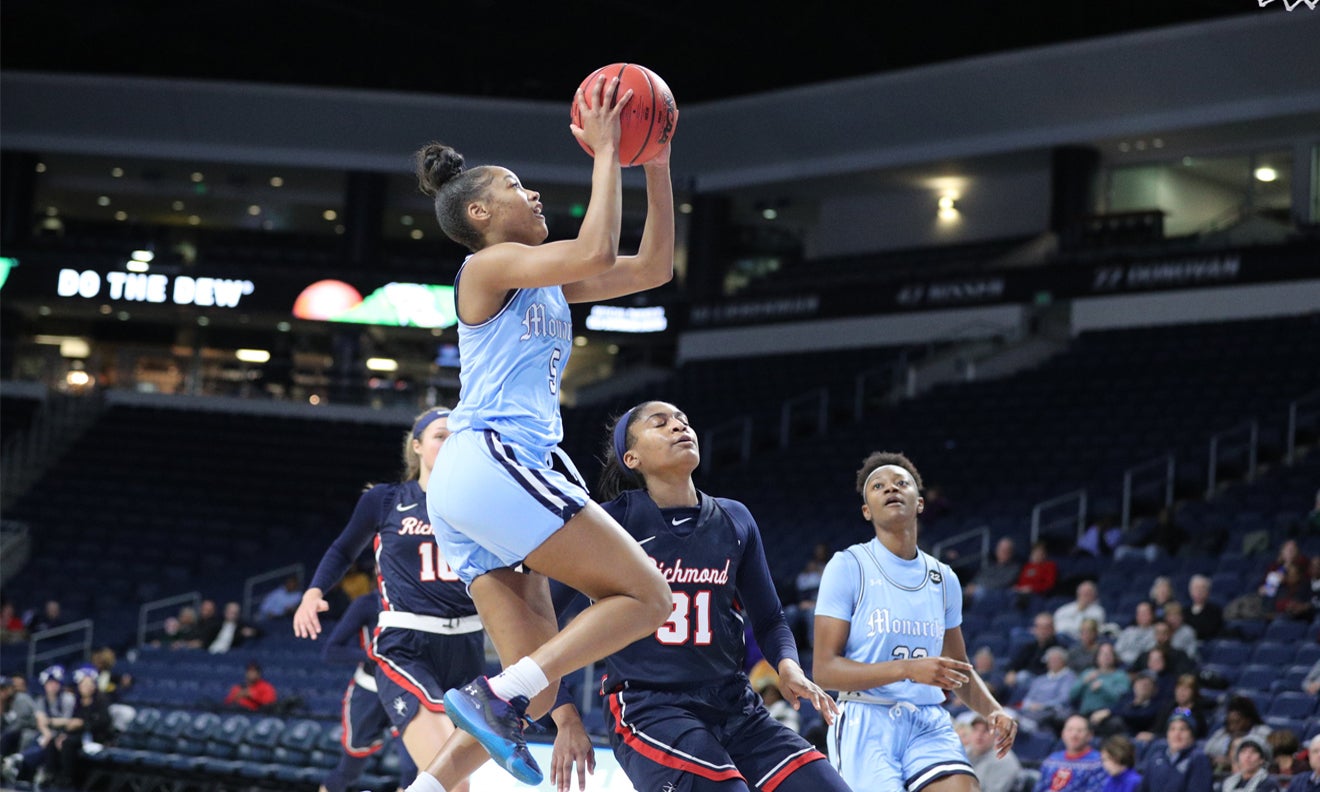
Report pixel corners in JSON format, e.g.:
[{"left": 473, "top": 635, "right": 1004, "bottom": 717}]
[
  {"left": 322, "top": 591, "right": 381, "bottom": 674},
  {"left": 446, "top": 260, "right": 571, "bottom": 457},
  {"left": 309, "top": 480, "right": 475, "bottom": 619},
  {"left": 596, "top": 490, "right": 798, "bottom": 691}
]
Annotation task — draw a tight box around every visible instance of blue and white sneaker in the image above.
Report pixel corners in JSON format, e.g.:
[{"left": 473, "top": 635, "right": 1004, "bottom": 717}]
[{"left": 443, "top": 676, "right": 542, "bottom": 785}]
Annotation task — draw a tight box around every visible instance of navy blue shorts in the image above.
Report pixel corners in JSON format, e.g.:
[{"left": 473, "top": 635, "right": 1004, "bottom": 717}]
[
  {"left": 371, "top": 626, "right": 485, "bottom": 730},
  {"left": 605, "top": 677, "right": 845, "bottom": 792},
  {"left": 340, "top": 674, "right": 390, "bottom": 756}
]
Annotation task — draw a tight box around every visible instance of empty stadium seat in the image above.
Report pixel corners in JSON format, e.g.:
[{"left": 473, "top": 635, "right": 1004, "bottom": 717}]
[{"left": 1269, "top": 691, "right": 1319, "bottom": 720}]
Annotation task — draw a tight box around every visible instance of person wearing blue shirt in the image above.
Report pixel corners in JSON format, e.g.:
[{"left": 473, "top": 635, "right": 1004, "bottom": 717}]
[
  {"left": 1286, "top": 734, "right": 1320, "bottom": 792},
  {"left": 813, "top": 451, "right": 1017, "bottom": 792},
  {"left": 400, "top": 74, "right": 677, "bottom": 792},
  {"left": 1034, "top": 715, "right": 1106, "bottom": 792},
  {"left": 1135, "top": 710, "right": 1212, "bottom": 792},
  {"left": 1099, "top": 735, "right": 1142, "bottom": 792}
]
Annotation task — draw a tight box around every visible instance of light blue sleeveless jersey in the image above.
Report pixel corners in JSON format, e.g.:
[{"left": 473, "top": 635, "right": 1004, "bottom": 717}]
[
  {"left": 814, "top": 538, "right": 962, "bottom": 706},
  {"left": 447, "top": 262, "right": 571, "bottom": 457}
]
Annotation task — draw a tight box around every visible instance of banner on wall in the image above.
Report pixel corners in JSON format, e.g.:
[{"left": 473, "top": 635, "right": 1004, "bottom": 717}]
[{"left": 687, "top": 244, "right": 1319, "bottom": 328}]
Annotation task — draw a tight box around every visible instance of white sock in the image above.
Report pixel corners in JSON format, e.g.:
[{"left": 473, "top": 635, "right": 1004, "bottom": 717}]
[
  {"left": 487, "top": 657, "right": 550, "bottom": 701},
  {"left": 404, "top": 772, "right": 445, "bottom": 792}
]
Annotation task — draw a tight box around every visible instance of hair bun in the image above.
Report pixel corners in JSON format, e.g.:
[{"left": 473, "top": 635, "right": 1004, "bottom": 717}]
[{"left": 416, "top": 143, "right": 465, "bottom": 197}]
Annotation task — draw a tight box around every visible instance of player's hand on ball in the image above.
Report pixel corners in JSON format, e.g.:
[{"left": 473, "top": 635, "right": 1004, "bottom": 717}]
[
  {"left": 905, "top": 656, "right": 972, "bottom": 690},
  {"left": 292, "top": 589, "right": 330, "bottom": 639}
]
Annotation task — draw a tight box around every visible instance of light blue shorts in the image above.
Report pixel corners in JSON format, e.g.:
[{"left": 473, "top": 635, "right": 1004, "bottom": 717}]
[
  {"left": 427, "top": 428, "right": 589, "bottom": 586},
  {"left": 826, "top": 701, "right": 973, "bottom": 792}
]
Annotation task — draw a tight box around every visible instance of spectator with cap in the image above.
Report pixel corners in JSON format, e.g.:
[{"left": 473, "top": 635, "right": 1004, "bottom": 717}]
[
  {"left": 1221, "top": 735, "right": 1281, "bottom": 792},
  {"left": 223, "top": 661, "right": 277, "bottom": 712},
  {"left": 1135, "top": 709, "right": 1212, "bottom": 792},
  {"left": 56, "top": 665, "right": 114, "bottom": 789},
  {"left": 1032, "top": 714, "right": 1106, "bottom": 792},
  {"left": 961, "top": 710, "right": 1022, "bottom": 792},
  {"left": 1285, "top": 733, "right": 1320, "bottom": 792},
  {"left": 4, "top": 664, "right": 76, "bottom": 788},
  {"left": 1099, "top": 734, "right": 1142, "bottom": 792}
]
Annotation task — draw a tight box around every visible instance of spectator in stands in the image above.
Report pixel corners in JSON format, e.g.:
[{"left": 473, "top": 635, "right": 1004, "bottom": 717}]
[
  {"left": 0, "top": 601, "right": 26, "bottom": 643},
  {"left": 1005, "top": 611, "right": 1062, "bottom": 692},
  {"left": 963, "top": 711, "right": 1022, "bottom": 792},
  {"left": 1076, "top": 516, "right": 1122, "bottom": 559},
  {"left": 0, "top": 676, "right": 37, "bottom": 758},
  {"left": 1068, "top": 618, "right": 1104, "bottom": 673},
  {"left": 1271, "top": 562, "right": 1316, "bottom": 622},
  {"left": 783, "top": 541, "right": 830, "bottom": 649},
  {"left": 61, "top": 665, "right": 114, "bottom": 789},
  {"left": 1286, "top": 734, "right": 1320, "bottom": 792},
  {"left": 1221, "top": 735, "right": 1281, "bottom": 792},
  {"left": 1055, "top": 581, "right": 1106, "bottom": 641},
  {"left": 1147, "top": 675, "right": 1210, "bottom": 741},
  {"left": 1304, "top": 658, "right": 1320, "bottom": 697},
  {"left": 1071, "top": 643, "right": 1129, "bottom": 730},
  {"left": 9, "top": 665, "right": 76, "bottom": 788},
  {"left": 1033, "top": 714, "right": 1105, "bottom": 791},
  {"left": 25, "top": 600, "right": 63, "bottom": 634},
  {"left": 1098, "top": 672, "right": 1160, "bottom": 739},
  {"left": 1013, "top": 541, "right": 1058, "bottom": 603},
  {"left": 1099, "top": 734, "right": 1142, "bottom": 792},
  {"left": 974, "top": 646, "right": 1008, "bottom": 703},
  {"left": 1132, "top": 623, "right": 1195, "bottom": 678},
  {"left": 1161, "top": 603, "right": 1198, "bottom": 661},
  {"left": 965, "top": 536, "right": 1023, "bottom": 604},
  {"left": 1204, "top": 695, "right": 1272, "bottom": 774},
  {"left": 195, "top": 599, "right": 220, "bottom": 641},
  {"left": 258, "top": 575, "right": 304, "bottom": 621},
  {"left": 1185, "top": 575, "right": 1223, "bottom": 642},
  {"left": 1115, "top": 601, "right": 1158, "bottom": 668},
  {"left": 206, "top": 601, "right": 261, "bottom": 653},
  {"left": 147, "top": 615, "right": 181, "bottom": 647},
  {"left": 1147, "top": 508, "right": 1187, "bottom": 561},
  {"left": 1148, "top": 577, "right": 1178, "bottom": 620},
  {"left": 1136, "top": 709, "right": 1213, "bottom": 792},
  {"left": 223, "top": 660, "right": 277, "bottom": 712},
  {"left": 1307, "top": 555, "right": 1320, "bottom": 612},
  {"left": 1015, "top": 646, "right": 1077, "bottom": 735},
  {"left": 171, "top": 605, "right": 205, "bottom": 649},
  {"left": 1260, "top": 539, "right": 1309, "bottom": 600},
  {"left": 1269, "top": 729, "right": 1302, "bottom": 780}
]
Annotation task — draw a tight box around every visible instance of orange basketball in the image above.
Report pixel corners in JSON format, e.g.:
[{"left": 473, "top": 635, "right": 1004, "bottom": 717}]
[{"left": 570, "top": 63, "right": 678, "bottom": 167}]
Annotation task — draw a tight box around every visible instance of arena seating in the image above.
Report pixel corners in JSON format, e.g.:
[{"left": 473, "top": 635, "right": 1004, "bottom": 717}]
[{"left": 4, "top": 312, "right": 1320, "bottom": 790}]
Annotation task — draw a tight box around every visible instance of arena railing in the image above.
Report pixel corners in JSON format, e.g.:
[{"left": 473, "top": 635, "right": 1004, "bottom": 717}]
[
  {"left": 1286, "top": 389, "right": 1320, "bottom": 465},
  {"left": 1030, "top": 489, "right": 1088, "bottom": 548},
  {"left": 1206, "top": 419, "right": 1258, "bottom": 498},
  {"left": 1120, "top": 453, "right": 1175, "bottom": 532},
  {"left": 27, "top": 618, "right": 94, "bottom": 681},
  {"left": 137, "top": 591, "right": 201, "bottom": 647}
]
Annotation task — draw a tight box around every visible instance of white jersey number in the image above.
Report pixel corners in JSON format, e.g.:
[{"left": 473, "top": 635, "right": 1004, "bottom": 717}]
[
  {"left": 417, "top": 544, "right": 460, "bottom": 583},
  {"left": 656, "top": 591, "right": 714, "bottom": 646}
]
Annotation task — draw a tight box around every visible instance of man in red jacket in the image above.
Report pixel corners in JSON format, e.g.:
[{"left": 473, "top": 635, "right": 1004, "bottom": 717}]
[{"left": 224, "top": 661, "right": 277, "bottom": 712}]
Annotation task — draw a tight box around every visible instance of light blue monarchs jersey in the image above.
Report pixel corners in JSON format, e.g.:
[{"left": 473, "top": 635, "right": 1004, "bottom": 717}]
[
  {"left": 447, "top": 260, "right": 571, "bottom": 457},
  {"left": 814, "top": 538, "right": 963, "bottom": 706}
]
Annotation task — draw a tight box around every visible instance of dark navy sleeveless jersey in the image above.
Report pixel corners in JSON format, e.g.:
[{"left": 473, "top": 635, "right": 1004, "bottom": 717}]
[
  {"left": 597, "top": 490, "right": 797, "bottom": 691},
  {"left": 323, "top": 591, "right": 381, "bottom": 675},
  {"left": 310, "top": 480, "right": 475, "bottom": 619}
]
